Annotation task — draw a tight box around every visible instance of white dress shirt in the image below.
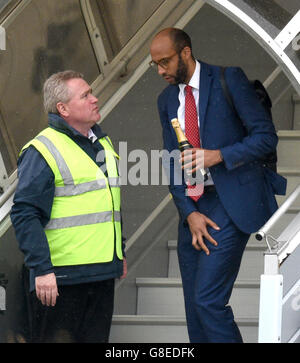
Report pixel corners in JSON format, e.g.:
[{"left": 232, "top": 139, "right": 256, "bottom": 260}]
[
  {"left": 177, "top": 60, "right": 201, "bottom": 133},
  {"left": 177, "top": 60, "right": 214, "bottom": 186},
  {"left": 88, "top": 128, "right": 98, "bottom": 143}
]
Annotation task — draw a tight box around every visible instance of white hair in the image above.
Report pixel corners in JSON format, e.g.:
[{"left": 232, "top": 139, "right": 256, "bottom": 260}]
[{"left": 43, "top": 70, "right": 84, "bottom": 114}]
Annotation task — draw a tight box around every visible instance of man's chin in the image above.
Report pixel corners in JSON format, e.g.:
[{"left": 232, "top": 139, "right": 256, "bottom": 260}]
[
  {"left": 164, "top": 76, "right": 176, "bottom": 84},
  {"left": 165, "top": 77, "right": 183, "bottom": 86}
]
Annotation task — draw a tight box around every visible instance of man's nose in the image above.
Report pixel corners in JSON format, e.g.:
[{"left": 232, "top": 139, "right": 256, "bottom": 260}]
[
  {"left": 157, "top": 64, "right": 166, "bottom": 76},
  {"left": 91, "top": 94, "right": 98, "bottom": 103}
]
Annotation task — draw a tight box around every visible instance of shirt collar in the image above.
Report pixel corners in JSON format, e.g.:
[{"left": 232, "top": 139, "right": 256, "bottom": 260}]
[
  {"left": 189, "top": 60, "right": 200, "bottom": 90},
  {"left": 179, "top": 60, "right": 201, "bottom": 92},
  {"left": 88, "top": 128, "right": 98, "bottom": 143}
]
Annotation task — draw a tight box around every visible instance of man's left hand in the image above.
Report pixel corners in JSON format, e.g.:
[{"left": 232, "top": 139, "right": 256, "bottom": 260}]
[{"left": 180, "top": 148, "right": 223, "bottom": 172}]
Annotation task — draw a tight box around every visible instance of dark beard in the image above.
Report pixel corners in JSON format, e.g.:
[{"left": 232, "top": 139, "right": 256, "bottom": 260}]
[{"left": 174, "top": 54, "right": 188, "bottom": 85}]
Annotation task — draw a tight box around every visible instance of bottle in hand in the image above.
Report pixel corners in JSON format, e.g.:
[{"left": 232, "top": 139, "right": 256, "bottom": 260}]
[{"left": 171, "top": 118, "right": 208, "bottom": 184}]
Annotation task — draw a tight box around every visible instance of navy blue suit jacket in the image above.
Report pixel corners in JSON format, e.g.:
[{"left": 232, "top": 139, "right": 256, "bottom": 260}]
[{"left": 157, "top": 61, "right": 287, "bottom": 234}]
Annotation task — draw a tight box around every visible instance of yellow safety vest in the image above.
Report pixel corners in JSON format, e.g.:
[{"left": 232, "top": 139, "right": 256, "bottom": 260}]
[{"left": 21, "top": 127, "right": 123, "bottom": 266}]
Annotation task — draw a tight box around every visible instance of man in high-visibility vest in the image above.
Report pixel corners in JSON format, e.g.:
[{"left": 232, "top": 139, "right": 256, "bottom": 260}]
[{"left": 11, "top": 70, "right": 127, "bottom": 343}]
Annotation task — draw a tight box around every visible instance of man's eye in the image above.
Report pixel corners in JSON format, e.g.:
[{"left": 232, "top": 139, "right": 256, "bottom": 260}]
[{"left": 160, "top": 59, "right": 169, "bottom": 66}]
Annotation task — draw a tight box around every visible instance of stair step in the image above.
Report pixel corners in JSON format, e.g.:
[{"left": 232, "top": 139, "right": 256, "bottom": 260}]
[
  {"left": 168, "top": 240, "right": 266, "bottom": 279},
  {"left": 278, "top": 168, "right": 300, "bottom": 176},
  {"left": 136, "top": 277, "right": 260, "bottom": 288},
  {"left": 110, "top": 315, "right": 258, "bottom": 343},
  {"left": 278, "top": 130, "right": 300, "bottom": 138},
  {"left": 276, "top": 168, "right": 300, "bottom": 207},
  {"left": 293, "top": 94, "right": 300, "bottom": 129},
  {"left": 136, "top": 278, "right": 260, "bottom": 319},
  {"left": 167, "top": 207, "right": 300, "bottom": 278},
  {"left": 277, "top": 131, "right": 300, "bottom": 168},
  {"left": 168, "top": 240, "right": 266, "bottom": 250}
]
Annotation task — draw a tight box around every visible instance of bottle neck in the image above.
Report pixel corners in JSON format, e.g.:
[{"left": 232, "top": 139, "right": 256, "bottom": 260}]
[
  {"left": 171, "top": 118, "right": 192, "bottom": 148},
  {"left": 173, "top": 125, "right": 187, "bottom": 144}
]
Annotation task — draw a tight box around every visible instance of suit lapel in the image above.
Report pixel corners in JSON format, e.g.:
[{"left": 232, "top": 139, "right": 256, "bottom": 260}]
[
  {"left": 167, "top": 85, "right": 180, "bottom": 121},
  {"left": 167, "top": 86, "right": 180, "bottom": 145},
  {"left": 199, "top": 62, "right": 213, "bottom": 141}
]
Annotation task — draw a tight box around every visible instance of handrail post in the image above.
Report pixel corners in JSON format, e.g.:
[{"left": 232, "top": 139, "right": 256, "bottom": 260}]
[{"left": 258, "top": 271, "right": 283, "bottom": 343}]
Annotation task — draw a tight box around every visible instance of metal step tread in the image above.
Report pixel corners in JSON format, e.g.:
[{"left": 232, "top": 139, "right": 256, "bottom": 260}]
[
  {"left": 277, "top": 167, "right": 300, "bottom": 176},
  {"left": 293, "top": 94, "right": 300, "bottom": 102},
  {"left": 278, "top": 130, "right": 300, "bottom": 138},
  {"left": 112, "top": 315, "right": 258, "bottom": 326},
  {"left": 167, "top": 240, "right": 266, "bottom": 251},
  {"left": 136, "top": 277, "right": 260, "bottom": 288}
]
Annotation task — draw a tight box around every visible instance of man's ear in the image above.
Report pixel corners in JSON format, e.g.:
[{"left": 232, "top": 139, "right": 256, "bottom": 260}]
[
  {"left": 181, "top": 46, "right": 192, "bottom": 60},
  {"left": 56, "top": 102, "right": 68, "bottom": 117}
]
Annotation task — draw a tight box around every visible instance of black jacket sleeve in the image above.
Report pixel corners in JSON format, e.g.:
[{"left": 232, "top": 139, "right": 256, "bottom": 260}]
[{"left": 10, "top": 146, "right": 55, "bottom": 277}]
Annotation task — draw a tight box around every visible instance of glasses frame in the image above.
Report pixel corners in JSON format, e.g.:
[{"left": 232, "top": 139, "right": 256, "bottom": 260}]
[{"left": 149, "top": 51, "right": 178, "bottom": 70}]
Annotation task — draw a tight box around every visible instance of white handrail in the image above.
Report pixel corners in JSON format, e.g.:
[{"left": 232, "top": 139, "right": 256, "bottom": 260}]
[{"left": 256, "top": 184, "right": 300, "bottom": 242}]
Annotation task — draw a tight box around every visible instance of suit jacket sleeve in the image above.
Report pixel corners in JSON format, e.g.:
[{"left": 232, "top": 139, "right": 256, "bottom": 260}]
[
  {"left": 158, "top": 91, "right": 198, "bottom": 222},
  {"left": 220, "top": 67, "right": 278, "bottom": 170}
]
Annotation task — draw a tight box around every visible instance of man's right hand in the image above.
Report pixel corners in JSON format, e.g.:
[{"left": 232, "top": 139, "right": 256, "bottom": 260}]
[
  {"left": 35, "top": 273, "right": 59, "bottom": 307},
  {"left": 186, "top": 211, "right": 220, "bottom": 254}
]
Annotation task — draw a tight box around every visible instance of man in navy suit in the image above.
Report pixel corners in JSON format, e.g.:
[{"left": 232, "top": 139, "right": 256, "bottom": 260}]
[{"left": 150, "top": 28, "right": 286, "bottom": 343}]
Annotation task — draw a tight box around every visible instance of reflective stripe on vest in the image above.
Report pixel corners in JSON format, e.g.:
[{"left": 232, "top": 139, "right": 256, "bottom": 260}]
[
  {"left": 21, "top": 127, "right": 122, "bottom": 266},
  {"left": 46, "top": 211, "right": 121, "bottom": 230},
  {"left": 36, "top": 135, "right": 120, "bottom": 197},
  {"left": 54, "top": 178, "right": 120, "bottom": 197}
]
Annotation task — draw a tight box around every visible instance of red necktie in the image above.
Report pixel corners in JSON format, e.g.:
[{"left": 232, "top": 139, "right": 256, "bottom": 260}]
[{"left": 184, "top": 85, "right": 204, "bottom": 201}]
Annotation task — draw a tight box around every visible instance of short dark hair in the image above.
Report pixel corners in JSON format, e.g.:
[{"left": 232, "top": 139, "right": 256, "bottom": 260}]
[{"left": 169, "top": 28, "right": 193, "bottom": 55}]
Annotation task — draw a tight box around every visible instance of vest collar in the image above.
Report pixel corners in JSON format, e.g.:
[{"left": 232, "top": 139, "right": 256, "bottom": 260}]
[{"left": 48, "top": 113, "right": 107, "bottom": 140}]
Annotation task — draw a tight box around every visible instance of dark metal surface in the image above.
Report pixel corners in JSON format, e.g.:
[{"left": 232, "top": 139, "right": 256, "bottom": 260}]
[
  {"left": 0, "top": 225, "right": 25, "bottom": 343},
  {"left": 0, "top": 0, "right": 100, "bottom": 174},
  {"left": 93, "top": 0, "right": 164, "bottom": 60}
]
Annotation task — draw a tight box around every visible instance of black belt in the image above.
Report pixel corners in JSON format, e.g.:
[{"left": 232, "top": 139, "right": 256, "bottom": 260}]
[{"left": 204, "top": 185, "right": 216, "bottom": 193}]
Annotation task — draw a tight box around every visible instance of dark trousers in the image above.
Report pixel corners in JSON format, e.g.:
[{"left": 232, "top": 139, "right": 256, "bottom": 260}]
[
  {"left": 177, "top": 190, "right": 250, "bottom": 343},
  {"left": 28, "top": 279, "right": 115, "bottom": 343}
]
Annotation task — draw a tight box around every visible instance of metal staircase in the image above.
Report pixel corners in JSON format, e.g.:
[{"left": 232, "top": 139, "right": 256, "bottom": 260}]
[
  {"left": 110, "top": 128, "right": 300, "bottom": 343},
  {"left": 1, "top": 0, "right": 300, "bottom": 343},
  {"left": 110, "top": 240, "right": 260, "bottom": 343},
  {"left": 111, "top": 239, "right": 263, "bottom": 342},
  {"left": 256, "top": 128, "right": 300, "bottom": 343},
  {"left": 257, "top": 186, "right": 300, "bottom": 343}
]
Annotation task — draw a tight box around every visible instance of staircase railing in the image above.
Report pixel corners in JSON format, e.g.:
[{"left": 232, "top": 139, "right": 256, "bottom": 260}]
[
  {"left": 256, "top": 185, "right": 300, "bottom": 343},
  {"left": 0, "top": 172, "right": 17, "bottom": 238}
]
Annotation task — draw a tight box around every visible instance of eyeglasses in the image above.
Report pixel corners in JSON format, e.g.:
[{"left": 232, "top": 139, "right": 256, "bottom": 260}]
[{"left": 149, "top": 52, "right": 178, "bottom": 70}]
